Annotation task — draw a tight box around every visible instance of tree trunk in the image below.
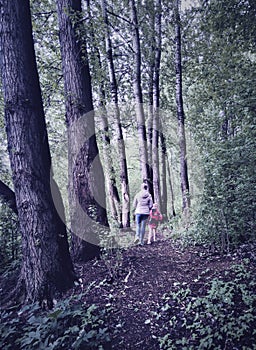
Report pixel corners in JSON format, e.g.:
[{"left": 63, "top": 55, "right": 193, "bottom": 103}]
[
  {"left": 86, "top": 0, "right": 121, "bottom": 227},
  {"left": 152, "top": 0, "right": 162, "bottom": 207},
  {"left": 101, "top": 0, "right": 130, "bottom": 228},
  {"left": 147, "top": 5, "right": 155, "bottom": 190},
  {"left": 160, "top": 131, "right": 168, "bottom": 218},
  {"left": 147, "top": 104, "right": 153, "bottom": 188},
  {"left": 99, "top": 101, "right": 121, "bottom": 224},
  {"left": 167, "top": 152, "right": 176, "bottom": 218},
  {"left": 0, "top": 0, "right": 76, "bottom": 305},
  {"left": 175, "top": 0, "right": 190, "bottom": 215},
  {"left": 56, "top": 0, "right": 109, "bottom": 261},
  {"left": 130, "top": 0, "right": 150, "bottom": 187}
]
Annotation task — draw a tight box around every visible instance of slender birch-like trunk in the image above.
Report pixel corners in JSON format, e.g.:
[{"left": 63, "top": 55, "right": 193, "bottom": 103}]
[
  {"left": 175, "top": 0, "right": 190, "bottom": 215},
  {"left": 86, "top": 0, "right": 121, "bottom": 226},
  {"left": 101, "top": 0, "right": 130, "bottom": 228},
  {"left": 130, "top": 0, "right": 150, "bottom": 187},
  {"left": 152, "top": 0, "right": 162, "bottom": 207},
  {"left": 99, "top": 100, "right": 121, "bottom": 224},
  {"left": 167, "top": 153, "right": 176, "bottom": 218},
  {"left": 147, "top": 5, "right": 155, "bottom": 188},
  {"left": 160, "top": 130, "right": 168, "bottom": 218}
]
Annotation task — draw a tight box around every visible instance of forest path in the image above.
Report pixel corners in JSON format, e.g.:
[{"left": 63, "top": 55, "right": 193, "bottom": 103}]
[{"left": 75, "top": 237, "right": 238, "bottom": 349}]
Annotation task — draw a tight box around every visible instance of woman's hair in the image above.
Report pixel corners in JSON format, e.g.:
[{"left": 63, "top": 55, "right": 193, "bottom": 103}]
[{"left": 141, "top": 183, "right": 148, "bottom": 190}]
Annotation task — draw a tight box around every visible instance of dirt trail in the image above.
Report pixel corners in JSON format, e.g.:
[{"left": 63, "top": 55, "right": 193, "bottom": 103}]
[{"left": 76, "top": 238, "right": 237, "bottom": 349}]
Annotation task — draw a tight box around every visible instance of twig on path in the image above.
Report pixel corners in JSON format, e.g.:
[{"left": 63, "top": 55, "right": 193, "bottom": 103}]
[{"left": 124, "top": 270, "right": 132, "bottom": 283}]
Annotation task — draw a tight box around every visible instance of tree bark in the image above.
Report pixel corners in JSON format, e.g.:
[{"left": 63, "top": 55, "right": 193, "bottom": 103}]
[
  {"left": 175, "top": 0, "right": 190, "bottom": 215},
  {"left": 101, "top": 0, "right": 130, "bottom": 228},
  {"left": 0, "top": 0, "right": 76, "bottom": 305},
  {"left": 56, "top": 0, "right": 109, "bottom": 261}
]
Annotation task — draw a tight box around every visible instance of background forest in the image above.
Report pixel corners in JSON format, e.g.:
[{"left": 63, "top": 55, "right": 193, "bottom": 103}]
[{"left": 0, "top": 0, "right": 256, "bottom": 349}]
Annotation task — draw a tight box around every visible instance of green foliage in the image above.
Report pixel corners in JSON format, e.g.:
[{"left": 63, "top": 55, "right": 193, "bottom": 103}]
[
  {"left": 31, "top": 0, "right": 63, "bottom": 110},
  {"left": 30, "top": 0, "right": 67, "bottom": 160},
  {"left": 194, "top": 133, "right": 256, "bottom": 249},
  {"left": 179, "top": 0, "right": 256, "bottom": 248},
  {"left": 0, "top": 294, "right": 111, "bottom": 350},
  {"left": 155, "top": 263, "right": 256, "bottom": 349},
  {"left": 0, "top": 204, "right": 20, "bottom": 270}
]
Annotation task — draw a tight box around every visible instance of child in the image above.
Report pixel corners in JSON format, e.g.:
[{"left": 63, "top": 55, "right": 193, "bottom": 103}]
[{"left": 147, "top": 203, "right": 163, "bottom": 244}]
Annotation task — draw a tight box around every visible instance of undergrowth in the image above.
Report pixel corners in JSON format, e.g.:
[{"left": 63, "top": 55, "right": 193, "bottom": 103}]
[
  {"left": 154, "top": 262, "right": 256, "bottom": 350},
  {"left": 1, "top": 244, "right": 256, "bottom": 350},
  {"left": 0, "top": 293, "right": 112, "bottom": 350}
]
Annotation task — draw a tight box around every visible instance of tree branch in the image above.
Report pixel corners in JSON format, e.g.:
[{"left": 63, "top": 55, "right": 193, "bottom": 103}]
[
  {"left": 0, "top": 179, "right": 17, "bottom": 214},
  {"left": 107, "top": 9, "right": 132, "bottom": 25}
]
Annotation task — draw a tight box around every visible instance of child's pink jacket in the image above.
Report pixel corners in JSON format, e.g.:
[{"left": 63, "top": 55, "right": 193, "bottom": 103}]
[{"left": 148, "top": 209, "right": 163, "bottom": 229}]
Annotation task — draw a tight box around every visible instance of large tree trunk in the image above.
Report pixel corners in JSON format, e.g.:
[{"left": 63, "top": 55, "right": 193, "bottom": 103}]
[
  {"left": 175, "top": 0, "right": 190, "bottom": 215},
  {"left": 101, "top": 0, "right": 130, "bottom": 228},
  {"left": 0, "top": 0, "right": 76, "bottom": 305},
  {"left": 56, "top": 0, "right": 109, "bottom": 261},
  {"left": 130, "top": 0, "right": 151, "bottom": 188}
]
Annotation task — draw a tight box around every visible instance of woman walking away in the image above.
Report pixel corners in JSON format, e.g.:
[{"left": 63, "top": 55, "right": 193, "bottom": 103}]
[
  {"left": 133, "top": 183, "right": 153, "bottom": 245},
  {"left": 147, "top": 203, "right": 163, "bottom": 244}
]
